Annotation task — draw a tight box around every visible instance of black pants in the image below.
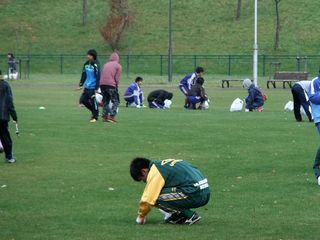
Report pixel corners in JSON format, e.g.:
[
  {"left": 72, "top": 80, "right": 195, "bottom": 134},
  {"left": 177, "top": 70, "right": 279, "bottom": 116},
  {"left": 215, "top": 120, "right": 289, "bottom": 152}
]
[
  {"left": 0, "top": 120, "right": 13, "bottom": 160},
  {"left": 100, "top": 85, "right": 119, "bottom": 117},
  {"left": 80, "top": 88, "right": 99, "bottom": 119},
  {"left": 291, "top": 84, "right": 312, "bottom": 122}
]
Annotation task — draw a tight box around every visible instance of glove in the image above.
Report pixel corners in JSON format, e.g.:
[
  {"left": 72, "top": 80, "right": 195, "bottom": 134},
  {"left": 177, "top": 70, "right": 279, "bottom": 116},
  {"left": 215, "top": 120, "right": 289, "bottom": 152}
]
[{"left": 136, "top": 215, "right": 146, "bottom": 225}]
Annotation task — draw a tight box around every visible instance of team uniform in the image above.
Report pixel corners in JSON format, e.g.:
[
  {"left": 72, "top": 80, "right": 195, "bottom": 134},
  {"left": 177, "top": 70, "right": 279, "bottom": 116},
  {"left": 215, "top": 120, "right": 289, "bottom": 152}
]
[
  {"left": 79, "top": 60, "right": 100, "bottom": 120},
  {"left": 291, "top": 81, "right": 313, "bottom": 122},
  {"left": 138, "top": 159, "right": 210, "bottom": 221},
  {"left": 179, "top": 72, "right": 198, "bottom": 96},
  {"left": 124, "top": 82, "right": 144, "bottom": 107},
  {"left": 308, "top": 75, "right": 320, "bottom": 182},
  {"left": 187, "top": 83, "right": 208, "bottom": 109},
  {"left": 147, "top": 90, "right": 172, "bottom": 109}
]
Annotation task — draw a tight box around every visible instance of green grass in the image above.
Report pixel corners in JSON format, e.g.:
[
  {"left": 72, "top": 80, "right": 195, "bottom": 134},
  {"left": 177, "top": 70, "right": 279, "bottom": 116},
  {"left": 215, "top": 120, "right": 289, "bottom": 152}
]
[
  {"left": 0, "top": 74, "right": 319, "bottom": 239},
  {"left": 1, "top": 0, "right": 320, "bottom": 55}
]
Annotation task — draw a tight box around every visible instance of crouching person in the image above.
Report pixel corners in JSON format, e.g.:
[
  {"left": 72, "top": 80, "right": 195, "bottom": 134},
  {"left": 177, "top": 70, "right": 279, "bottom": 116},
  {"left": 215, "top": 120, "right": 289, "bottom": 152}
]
[
  {"left": 124, "top": 77, "right": 144, "bottom": 108},
  {"left": 130, "top": 157, "right": 210, "bottom": 225},
  {"left": 243, "top": 78, "right": 264, "bottom": 112},
  {"left": 187, "top": 77, "right": 209, "bottom": 110},
  {"left": 147, "top": 90, "right": 173, "bottom": 109}
]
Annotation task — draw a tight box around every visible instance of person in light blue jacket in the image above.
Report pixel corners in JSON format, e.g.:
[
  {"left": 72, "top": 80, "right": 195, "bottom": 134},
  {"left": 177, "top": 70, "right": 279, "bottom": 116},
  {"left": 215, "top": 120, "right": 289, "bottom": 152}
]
[{"left": 308, "top": 74, "right": 320, "bottom": 185}]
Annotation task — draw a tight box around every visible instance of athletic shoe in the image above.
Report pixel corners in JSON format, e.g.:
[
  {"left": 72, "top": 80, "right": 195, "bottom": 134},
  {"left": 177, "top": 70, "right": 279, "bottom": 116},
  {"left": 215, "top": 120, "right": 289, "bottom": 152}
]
[
  {"left": 184, "top": 212, "right": 201, "bottom": 225},
  {"left": 107, "top": 116, "right": 118, "bottom": 123},
  {"left": 5, "top": 158, "right": 16, "bottom": 164},
  {"left": 164, "top": 212, "right": 187, "bottom": 224},
  {"left": 89, "top": 118, "right": 97, "bottom": 123},
  {"left": 159, "top": 209, "right": 172, "bottom": 221},
  {"left": 317, "top": 177, "right": 320, "bottom": 186}
]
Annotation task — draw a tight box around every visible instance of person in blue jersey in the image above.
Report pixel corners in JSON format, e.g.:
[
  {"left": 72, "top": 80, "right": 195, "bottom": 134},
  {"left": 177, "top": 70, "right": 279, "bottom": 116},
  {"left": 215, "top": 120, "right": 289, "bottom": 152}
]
[
  {"left": 124, "top": 76, "right": 145, "bottom": 108},
  {"left": 78, "top": 49, "right": 100, "bottom": 123},
  {"left": 307, "top": 74, "right": 320, "bottom": 186},
  {"left": 187, "top": 77, "right": 208, "bottom": 110},
  {"left": 179, "top": 67, "right": 204, "bottom": 108}
]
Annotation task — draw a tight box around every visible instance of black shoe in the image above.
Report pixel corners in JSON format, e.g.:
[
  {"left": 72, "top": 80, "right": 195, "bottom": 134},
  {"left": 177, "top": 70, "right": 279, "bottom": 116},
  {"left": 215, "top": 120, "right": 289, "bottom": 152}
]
[
  {"left": 126, "top": 102, "right": 129, "bottom": 107},
  {"left": 164, "top": 212, "right": 187, "bottom": 224},
  {"left": 184, "top": 212, "right": 201, "bottom": 225}
]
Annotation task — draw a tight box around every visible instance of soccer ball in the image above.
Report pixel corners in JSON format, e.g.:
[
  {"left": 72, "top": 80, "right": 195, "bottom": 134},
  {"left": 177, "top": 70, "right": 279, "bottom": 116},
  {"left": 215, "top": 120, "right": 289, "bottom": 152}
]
[{"left": 202, "top": 100, "right": 210, "bottom": 110}]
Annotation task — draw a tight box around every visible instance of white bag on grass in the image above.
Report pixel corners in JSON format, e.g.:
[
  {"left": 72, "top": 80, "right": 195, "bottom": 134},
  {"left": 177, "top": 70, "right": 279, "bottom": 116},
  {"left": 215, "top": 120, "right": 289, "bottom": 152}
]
[
  {"left": 284, "top": 101, "right": 294, "bottom": 112},
  {"left": 230, "top": 98, "right": 244, "bottom": 112}
]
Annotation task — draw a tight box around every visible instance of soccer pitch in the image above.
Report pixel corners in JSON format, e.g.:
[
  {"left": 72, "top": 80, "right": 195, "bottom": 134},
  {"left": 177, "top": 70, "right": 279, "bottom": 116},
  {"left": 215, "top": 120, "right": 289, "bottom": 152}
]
[{"left": 0, "top": 74, "right": 319, "bottom": 240}]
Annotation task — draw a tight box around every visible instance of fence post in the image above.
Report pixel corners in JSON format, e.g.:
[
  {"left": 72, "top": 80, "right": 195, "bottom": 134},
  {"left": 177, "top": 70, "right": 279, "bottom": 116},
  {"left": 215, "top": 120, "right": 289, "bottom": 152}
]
[
  {"left": 60, "top": 54, "right": 63, "bottom": 74},
  {"left": 126, "top": 55, "right": 130, "bottom": 77},
  {"left": 160, "top": 55, "right": 163, "bottom": 76},
  {"left": 262, "top": 54, "right": 266, "bottom": 76},
  {"left": 193, "top": 55, "right": 197, "bottom": 69},
  {"left": 228, "top": 55, "right": 231, "bottom": 75},
  {"left": 19, "top": 59, "right": 22, "bottom": 80}
]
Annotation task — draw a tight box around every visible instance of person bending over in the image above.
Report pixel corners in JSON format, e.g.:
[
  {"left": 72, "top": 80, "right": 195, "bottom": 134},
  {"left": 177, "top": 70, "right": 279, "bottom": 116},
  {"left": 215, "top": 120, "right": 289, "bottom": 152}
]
[
  {"left": 179, "top": 67, "right": 204, "bottom": 108},
  {"left": 291, "top": 81, "right": 313, "bottom": 122},
  {"left": 243, "top": 78, "right": 264, "bottom": 112},
  {"left": 147, "top": 90, "right": 173, "bottom": 109},
  {"left": 187, "top": 77, "right": 209, "bottom": 110},
  {"left": 130, "top": 157, "right": 210, "bottom": 225},
  {"left": 124, "top": 77, "right": 145, "bottom": 108}
]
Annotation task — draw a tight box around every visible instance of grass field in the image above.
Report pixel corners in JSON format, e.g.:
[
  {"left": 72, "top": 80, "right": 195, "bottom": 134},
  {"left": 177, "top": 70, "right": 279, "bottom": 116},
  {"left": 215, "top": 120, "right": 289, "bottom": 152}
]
[{"left": 0, "top": 74, "right": 319, "bottom": 239}]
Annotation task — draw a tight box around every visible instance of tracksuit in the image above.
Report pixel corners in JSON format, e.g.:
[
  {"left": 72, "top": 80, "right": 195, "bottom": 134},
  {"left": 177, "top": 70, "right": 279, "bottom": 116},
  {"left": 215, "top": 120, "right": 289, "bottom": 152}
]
[
  {"left": 79, "top": 60, "right": 100, "bottom": 120},
  {"left": 245, "top": 84, "right": 264, "bottom": 111},
  {"left": 0, "top": 79, "right": 17, "bottom": 160},
  {"left": 124, "top": 83, "right": 144, "bottom": 107},
  {"left": 179, "top": 72, "right": 199, "bottom": 96},
  {"left": 291, "top": 81, "right": 313, "bottom": 122},
  {"left": 147, "top": 90, "right": 172, "bottom": 109},
  {"left": 187, "top": 83, "right": 208, "bottom": 109},
  {"left": 137, "top": 159, "right": 210, "bottom": 219}
]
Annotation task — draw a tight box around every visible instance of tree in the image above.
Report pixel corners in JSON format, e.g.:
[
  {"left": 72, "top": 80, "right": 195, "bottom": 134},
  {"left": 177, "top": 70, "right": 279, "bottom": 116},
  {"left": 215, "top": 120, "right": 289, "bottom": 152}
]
[
  {"left": 82, "top": 0, "right": 88, "bottom": 26},
  {"left": 100, "top": 0, "right": 134, "bottom": 51},
  {"left": 236, "top": 0, "right": 242, "bottom": 20},
  {"left": 274, "top": 0, "right": 281, "bottom": 51}
]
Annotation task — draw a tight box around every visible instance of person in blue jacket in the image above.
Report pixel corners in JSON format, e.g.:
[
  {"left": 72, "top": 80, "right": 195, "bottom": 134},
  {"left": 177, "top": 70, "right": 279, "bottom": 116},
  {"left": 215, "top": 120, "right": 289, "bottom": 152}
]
[
  {"left": 243, "top": 79, "right": 264, "bottom": 112},
  {"left": 124, "top": 77, "right": 144, "bottom": 108},
  {"left": 308, "top": 74, "right": 320, "bottom": 186},
  {"left": 78, "top": 49, "right": 100, "bottom": 123}
]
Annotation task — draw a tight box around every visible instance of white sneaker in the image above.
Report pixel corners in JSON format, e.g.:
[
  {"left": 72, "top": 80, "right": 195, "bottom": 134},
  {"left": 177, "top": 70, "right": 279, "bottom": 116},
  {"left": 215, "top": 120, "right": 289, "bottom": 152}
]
[
  {"left": 317, "top": 177, "right": 320, "bottom": 186},
  {"left": 5, "top": 158, "right": 16, "bottom": 163},
  {"left": 159, "top": 209, "right": 172, "bottom": 221}
]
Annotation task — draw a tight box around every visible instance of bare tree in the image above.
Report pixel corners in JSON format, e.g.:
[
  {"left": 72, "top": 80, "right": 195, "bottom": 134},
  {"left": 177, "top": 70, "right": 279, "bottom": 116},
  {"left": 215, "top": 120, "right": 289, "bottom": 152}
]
[
  {"left": 82, "top": 0, "right": 88, "bottom": 26},
  {"left": 236, "top": 0, "right": 242, "bottom": 20},
  {"left": 274, "top": 0, "right": 281, "bottom": 51},
  {"left": 100, "top": 0, "right": 134, "bottom": 51}
]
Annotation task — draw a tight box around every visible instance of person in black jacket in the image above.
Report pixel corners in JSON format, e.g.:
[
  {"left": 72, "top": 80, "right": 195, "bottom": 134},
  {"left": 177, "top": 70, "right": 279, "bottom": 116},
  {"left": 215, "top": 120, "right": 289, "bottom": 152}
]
[
  {"left": 147, "top": 90, "right": 173, "bottom": 109},
  {"left": 187, "top": 77, "right": 208, "bottom": 110},
  {"left": 0, "top": 71, "right": 18, "bottom": 163},
  {"left": 78, "top": 49, "right": 100, "bottom": 122}
]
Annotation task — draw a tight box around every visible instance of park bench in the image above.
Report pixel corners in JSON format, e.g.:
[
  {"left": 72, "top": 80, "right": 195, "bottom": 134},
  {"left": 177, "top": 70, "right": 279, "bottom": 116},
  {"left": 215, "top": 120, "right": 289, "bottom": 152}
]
[
  {"left": 221, "top": 79, "right": 244, "bottom": 88},
  {"left": 267, "top": 71, "right": 308, "bottom": 89}
]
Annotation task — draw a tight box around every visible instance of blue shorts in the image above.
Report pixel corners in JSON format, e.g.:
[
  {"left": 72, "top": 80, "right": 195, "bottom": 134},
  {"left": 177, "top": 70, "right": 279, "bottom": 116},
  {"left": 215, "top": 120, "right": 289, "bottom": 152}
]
[
  {"left": 179, "top": 85, "right": 189, "bottom": 96},
  {"left": 187, "top": 96, "right": 202, "bottom": 104}
]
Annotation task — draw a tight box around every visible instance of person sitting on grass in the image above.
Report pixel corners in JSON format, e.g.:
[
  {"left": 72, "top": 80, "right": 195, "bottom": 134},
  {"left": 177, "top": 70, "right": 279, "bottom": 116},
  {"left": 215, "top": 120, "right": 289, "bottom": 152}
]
[
  {"left": 187, "top": 77, "right": 209, "bottom": 110},
  {"left": 78, "top": 49, "right": 100, "bottom": 123},
  {"left": 307, "top": 74, "right": 320, "bottom": 186},
  {"left": 124, "top": 76, "right": 145, "bottom": 108},
  {"left": 243, "top": 78, "right": 264, "bottom": 112},
  {"left": 147, "top": 89, "right": 173, "bottom": 109},
  {"left": 130, "top": 157, "right": 210, "bottom": 225},
  {"left": 0, "top": 70, "right": 18, "bottom": 163},
  {"left": 179, "top": 67, "right": 204, "bottom": 108}
]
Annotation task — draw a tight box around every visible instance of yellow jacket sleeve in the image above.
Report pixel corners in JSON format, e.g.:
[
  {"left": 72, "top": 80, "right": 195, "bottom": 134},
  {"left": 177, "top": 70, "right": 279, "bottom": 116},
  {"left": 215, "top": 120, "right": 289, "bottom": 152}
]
[{"left": 138, "top": 165, "right": 165, "bottom": 217}]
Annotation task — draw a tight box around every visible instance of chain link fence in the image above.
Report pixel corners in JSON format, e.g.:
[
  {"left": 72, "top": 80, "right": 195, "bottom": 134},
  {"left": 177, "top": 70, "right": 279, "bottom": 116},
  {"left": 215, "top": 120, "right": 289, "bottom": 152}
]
[{"left": 1, "top": 54, "right": 319, "bottom": 78}]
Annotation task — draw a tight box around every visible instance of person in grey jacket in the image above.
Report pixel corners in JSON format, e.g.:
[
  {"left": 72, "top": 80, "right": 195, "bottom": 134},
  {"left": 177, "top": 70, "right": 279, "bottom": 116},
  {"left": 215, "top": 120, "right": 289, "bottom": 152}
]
[{"left": 0, "top": 70, "right": 18, "bottom": 163}]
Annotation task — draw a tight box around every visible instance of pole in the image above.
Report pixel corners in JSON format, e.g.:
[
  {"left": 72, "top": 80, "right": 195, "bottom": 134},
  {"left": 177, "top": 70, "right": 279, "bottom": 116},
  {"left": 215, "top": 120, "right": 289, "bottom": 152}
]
[
  {"left": 253, "top": 0, "right": 258, "bottom": 87},
  {"left": 168, "top": 0, "right": 173, "bottom": 82}
]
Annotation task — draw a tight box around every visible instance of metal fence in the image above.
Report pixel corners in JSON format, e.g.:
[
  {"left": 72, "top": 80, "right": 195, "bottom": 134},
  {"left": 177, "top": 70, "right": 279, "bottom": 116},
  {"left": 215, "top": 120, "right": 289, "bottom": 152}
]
[{"left": 1, "top": 54, "right": 319, "bottom": 78}]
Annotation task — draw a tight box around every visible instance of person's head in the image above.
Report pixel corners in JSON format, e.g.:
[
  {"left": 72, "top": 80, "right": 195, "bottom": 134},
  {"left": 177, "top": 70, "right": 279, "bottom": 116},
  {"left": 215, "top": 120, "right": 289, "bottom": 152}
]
[
  {"left": 87, "top": 49, "right": 97, "bottom": 61},
  {"left": 196, "top": 77, "right": 205, "bottom": 86},
  {"left": 195, "top": 67, "right": 204, "bottom": 77},
  {"left": 130, "top": 157, "right": 151, "bottom": 182},
  {"left": 109, "top": 52, "right": 120, "bottom": 62},
  {"left": 7, "top": 53, "right": 14, "bottom": 59},
  {"left": 135, "top": 76, "right": 144, "bottom": 87},
  {"left": 243, "top": 78, "right": 253, "bottom": 89},
  {"left": 167, "top": 92, "right": 173, "bottom": 100}
]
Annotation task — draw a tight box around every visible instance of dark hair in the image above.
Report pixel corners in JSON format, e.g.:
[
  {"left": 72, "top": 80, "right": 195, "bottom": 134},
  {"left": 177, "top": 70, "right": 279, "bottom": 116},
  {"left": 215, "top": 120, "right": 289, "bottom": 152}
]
[
  {"left": 130, "top": 157, "right": 151, "bottom": 181},
  {"left": 196, "top": 77, "right": 204, "bottom": 85},
  {"left": 7, "top": 53, "right": 14, "bottom": 58},
  {"left": 167, "top": 92, "right": 173, "bottom": 100},
  {"left": 135, "top": 76, "right": 143, "bottom": 82},
  {"left": 195, "top": 67, "right": 204, "bottom": 74},
  {"left": 87, "top": 49, "right": 97, "bottom": 60}
]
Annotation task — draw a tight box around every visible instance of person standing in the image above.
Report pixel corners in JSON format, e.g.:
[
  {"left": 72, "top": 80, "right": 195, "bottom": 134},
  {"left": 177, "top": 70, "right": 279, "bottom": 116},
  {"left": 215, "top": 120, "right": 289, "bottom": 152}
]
[
  {"left": 0, "top": 70, "right": 18, "bottom": 163},
  {"left": 100, "top": 52, "right": 122, "bottom": 123},
  {"left": 78, "top": 49, "right": 100, "bottom": 123},
  {"left": 291, "top": 81, "right": 313, "bottom": 122}
]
